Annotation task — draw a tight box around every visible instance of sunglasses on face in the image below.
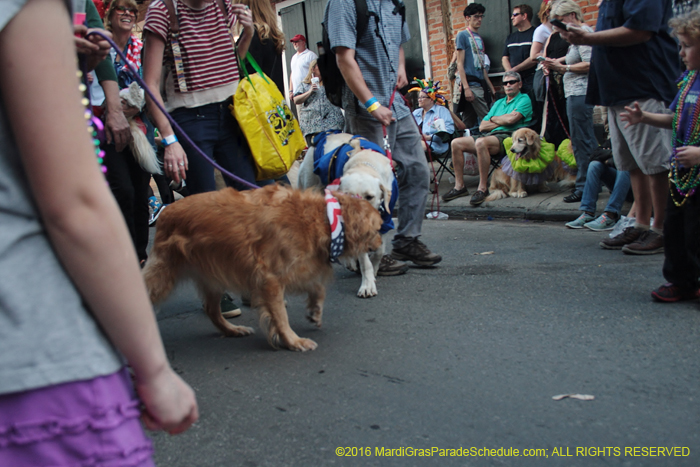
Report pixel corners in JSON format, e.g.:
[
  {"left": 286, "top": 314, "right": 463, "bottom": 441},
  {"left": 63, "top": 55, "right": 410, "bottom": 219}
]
[
  {"left": 502, "top": 80, "right": 520, "bottom": 86},
  {"left": 469, "top": 14, "right": 485, "bottom": 19},
  {"left": 512, "top": 12, "right": 521, "bottom": 17},
  {"left": 115, "top": 6, "right": 137, "bottom": 15}
]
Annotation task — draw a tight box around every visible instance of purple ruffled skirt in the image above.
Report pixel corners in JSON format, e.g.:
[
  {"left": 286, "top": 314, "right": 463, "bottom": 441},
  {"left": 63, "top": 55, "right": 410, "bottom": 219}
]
[{"left": 0, "top": 367, "right": 154, "bottom": 467}]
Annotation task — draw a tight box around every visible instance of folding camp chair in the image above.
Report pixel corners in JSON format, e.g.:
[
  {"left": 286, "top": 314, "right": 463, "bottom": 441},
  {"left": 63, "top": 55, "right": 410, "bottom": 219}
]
[{"left": 426, "top": 130, "right": 457, "bottom": 188}]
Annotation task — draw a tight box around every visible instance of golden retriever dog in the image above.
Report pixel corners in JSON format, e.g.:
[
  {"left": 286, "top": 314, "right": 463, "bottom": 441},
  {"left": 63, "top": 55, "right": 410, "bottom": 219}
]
[
  {"left": 142, "top": 184, "right": 382, "bottom": 351},
  {"left": 297, "top": 132, "right": 394, "bottom": 298},
  {"left": 486, "top": 127, "right": 551, "bottom": 201}
]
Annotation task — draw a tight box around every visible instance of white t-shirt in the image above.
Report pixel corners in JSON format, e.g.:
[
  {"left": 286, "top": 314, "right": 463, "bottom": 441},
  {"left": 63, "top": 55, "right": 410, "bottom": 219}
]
[
  {"left": 533, "top": 23, "right": 551, "bottom": 47},
  {"left": 290, "top": 48, "right": 318, "bottom": 94}
]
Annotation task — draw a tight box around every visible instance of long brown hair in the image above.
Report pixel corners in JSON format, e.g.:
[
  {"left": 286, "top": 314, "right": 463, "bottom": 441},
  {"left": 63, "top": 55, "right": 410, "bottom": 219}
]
[{"left": 239, "top": 0, "right": 285, "bottom": 54}]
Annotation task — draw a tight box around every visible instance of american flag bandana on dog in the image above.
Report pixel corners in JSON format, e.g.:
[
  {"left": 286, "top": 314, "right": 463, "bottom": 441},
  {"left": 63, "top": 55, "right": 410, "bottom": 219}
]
[{"left": 324, "top": 189, "right": 345, "bottom": 262}]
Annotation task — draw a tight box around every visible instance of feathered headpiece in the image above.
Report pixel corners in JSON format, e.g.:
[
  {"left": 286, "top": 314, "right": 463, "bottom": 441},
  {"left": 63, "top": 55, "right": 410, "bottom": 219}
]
[{"left": 408, "top": 77, "right": 448, "bottom": 105}]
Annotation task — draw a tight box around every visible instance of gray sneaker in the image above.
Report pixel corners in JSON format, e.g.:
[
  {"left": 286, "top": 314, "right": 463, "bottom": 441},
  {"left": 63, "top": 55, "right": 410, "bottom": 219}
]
[
  {"left": 584, "top": 213, "right": 618, "bottom": 231},
  {"left": 566, "top": 213, "right": 595, "bottom": 229}
]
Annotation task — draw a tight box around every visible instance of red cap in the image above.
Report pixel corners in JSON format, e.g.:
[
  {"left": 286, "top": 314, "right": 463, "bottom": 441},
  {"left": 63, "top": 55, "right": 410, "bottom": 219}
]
[{"left": 290, "top": 34, "right": 306, "bottom": 43}]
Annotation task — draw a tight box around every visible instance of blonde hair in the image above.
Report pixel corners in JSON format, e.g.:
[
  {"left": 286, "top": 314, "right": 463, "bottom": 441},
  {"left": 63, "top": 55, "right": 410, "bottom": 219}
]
[
  {"left": 538, "top": 1, "right": 552, "bottom": 23},
  {"left": 105, "top": 0, "right": 139, "bottom": 31},
  {"left": 302, "top": 59, "right": 319, "bottom": 84},
  {"left": 238, "top": 0, "right": 286, "bottom": 54},
  {"left": 550, "top": 0, "right": 583, "bottom": 22},
  {"left": 669, "top": 9, "right": 700, "bottom": 42}
]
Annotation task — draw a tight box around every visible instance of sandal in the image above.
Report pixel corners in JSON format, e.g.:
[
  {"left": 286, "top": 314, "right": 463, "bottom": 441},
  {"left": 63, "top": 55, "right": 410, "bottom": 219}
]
[
  {"left": 442, "top": 186, "right": 470, "bottom": 202},
  {"left": 469, "top": 189, "right": 489, "bottom": 206}
]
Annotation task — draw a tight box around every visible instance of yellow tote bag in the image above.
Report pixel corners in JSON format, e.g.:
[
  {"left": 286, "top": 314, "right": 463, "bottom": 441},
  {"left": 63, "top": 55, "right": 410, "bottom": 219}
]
[{"left": 232, "top": 53, "right": 305, "bottom": 180}]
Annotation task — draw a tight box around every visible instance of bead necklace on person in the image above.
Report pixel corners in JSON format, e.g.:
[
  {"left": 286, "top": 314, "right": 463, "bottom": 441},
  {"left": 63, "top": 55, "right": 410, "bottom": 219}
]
[
  {"left": 670, "top": 70, "right": 700, "bottom": 207},
  {"left": 77, "top": 69, "right": 107, "bottom": 175}
]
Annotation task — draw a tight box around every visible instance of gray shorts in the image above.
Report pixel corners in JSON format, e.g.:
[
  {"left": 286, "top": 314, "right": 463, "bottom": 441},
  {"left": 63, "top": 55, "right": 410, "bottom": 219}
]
[{"left": 608, "top": 99, "right": 672, "bottom": 175}]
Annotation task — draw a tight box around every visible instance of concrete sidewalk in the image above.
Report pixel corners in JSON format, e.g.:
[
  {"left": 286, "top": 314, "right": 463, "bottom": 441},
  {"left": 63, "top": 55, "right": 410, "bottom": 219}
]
[{"left": 424, "top": 168, "right": 632, "bottom": 223}]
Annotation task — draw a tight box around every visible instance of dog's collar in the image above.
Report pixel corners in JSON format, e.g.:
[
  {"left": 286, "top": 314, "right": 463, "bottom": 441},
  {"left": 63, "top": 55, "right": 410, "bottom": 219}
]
[{"left": 324, "top": 189, "right": 345, "bottom": 262}]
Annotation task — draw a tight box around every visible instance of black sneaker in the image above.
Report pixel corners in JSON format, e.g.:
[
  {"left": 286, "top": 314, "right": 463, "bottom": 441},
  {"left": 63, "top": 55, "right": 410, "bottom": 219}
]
[
  {"left": 377, "top": 255, "right": 409, "bottom": 276},
  {"left": 221, "top": 293, "right": 241, "bottom": 318},
  {"left": 599, "top": 226, "right": 644, "bottom": 250},
  {"left": 391, "top": 239, "right": 442, "bottom": 266}
]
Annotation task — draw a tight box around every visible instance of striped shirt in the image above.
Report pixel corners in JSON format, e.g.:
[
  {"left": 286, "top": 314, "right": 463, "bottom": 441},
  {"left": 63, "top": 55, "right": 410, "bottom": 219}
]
[{"left": 144, "top": 0, "right": 239, "bottom": 93}]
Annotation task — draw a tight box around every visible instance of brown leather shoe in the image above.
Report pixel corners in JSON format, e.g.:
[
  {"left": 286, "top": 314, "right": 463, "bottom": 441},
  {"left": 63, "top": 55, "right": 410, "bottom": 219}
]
[
  {"left": 622, "top": 230, "right": 664, "bottom": 255},
  {"left": 599, "top": 226, "right": 643, "bottom": 250}
]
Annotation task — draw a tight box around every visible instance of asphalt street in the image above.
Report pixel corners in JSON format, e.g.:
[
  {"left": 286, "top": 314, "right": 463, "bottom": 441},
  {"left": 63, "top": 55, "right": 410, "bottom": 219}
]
[{"left": 148, "top": 219, "right": 700, "bottom": 467}]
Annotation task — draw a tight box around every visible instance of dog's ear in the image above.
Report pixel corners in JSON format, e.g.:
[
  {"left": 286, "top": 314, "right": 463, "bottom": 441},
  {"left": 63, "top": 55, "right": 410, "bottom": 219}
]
[
  {"left": 525, "top": 130, "right": 536, "bottom": 147},
  {"left": 380, "top": 184, "right": 391, "bottom": 214}
]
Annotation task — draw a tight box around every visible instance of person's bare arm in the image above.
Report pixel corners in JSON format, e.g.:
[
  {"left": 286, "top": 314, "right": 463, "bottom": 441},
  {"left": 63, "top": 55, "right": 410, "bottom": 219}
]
[
  {"left": 530, "top": 40, "right": 544, "bottom": 60},
  {"left": 490, "top": 111, "right": 524, "bottom": 127},
  {"left": 620, "top": 101, "right": 673, "bottom": 129},
  {"left": 1, "top": 0, "right": 198, "bottom": 434},
  {"left": 101, "top": 80, "right": 131, "bottom": 152},
  {"left": 510, "top": 56, "right": 536, "bottom": 73},
  {"left": 335, "top": 46, "right": 393, "bottom": 126},
  {"left": 231, "top": 4, "right": 254, "bottom": 58},
  {"left": 561, "top": 25, "right": 653, "bottom": 47},
  {"left": 456, "top": 49, "right": 474, "bottom": 102},
  {"left": 397, "top": 46, "right": 408, "bottom": 88},
  {"left": 502, "top": 55, "right": 512, "bottom": 71},
  {"left": 143, "top": 31, "right": 188, "bottom": 184},
  {"left": 479, "top": 118, "right": 499, "bottom": 133}
]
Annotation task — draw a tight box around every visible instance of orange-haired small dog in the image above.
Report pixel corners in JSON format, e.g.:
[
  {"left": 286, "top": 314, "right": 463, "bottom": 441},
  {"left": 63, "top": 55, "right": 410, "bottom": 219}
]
[
  {"left": 487, "top": 127, "right": 550, "bottom": 201},
  {"left": 143, "top": 184, "right": 382, "bottom": 351}
]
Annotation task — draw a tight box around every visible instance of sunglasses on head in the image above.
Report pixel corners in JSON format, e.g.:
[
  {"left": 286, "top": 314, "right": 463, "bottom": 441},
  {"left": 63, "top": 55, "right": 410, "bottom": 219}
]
[{"left": 502, "top": 80, "right": 520, "bottom": 86}]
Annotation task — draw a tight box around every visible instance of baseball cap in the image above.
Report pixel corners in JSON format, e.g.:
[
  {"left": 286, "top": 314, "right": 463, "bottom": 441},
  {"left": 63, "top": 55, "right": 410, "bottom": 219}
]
[{"left": 290, "top": 34, "right": 306, "bottom": 43}]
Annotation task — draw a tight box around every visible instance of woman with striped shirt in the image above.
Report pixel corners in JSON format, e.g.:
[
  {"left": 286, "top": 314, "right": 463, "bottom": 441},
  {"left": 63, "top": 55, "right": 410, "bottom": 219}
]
[{"left": 143, "top": 0, "right": 257, "bottom": 194}]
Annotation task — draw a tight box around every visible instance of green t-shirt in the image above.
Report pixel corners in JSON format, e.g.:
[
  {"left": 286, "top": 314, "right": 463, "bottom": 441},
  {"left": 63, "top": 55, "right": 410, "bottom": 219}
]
[{"left": 483, "top": 92, "right": 533, "bottom": 133}]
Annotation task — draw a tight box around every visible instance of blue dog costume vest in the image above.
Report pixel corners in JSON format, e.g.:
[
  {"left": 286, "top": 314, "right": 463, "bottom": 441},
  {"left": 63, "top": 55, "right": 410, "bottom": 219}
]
[{"left": 312, "top": 130, "right": 397, "bottom": 234}]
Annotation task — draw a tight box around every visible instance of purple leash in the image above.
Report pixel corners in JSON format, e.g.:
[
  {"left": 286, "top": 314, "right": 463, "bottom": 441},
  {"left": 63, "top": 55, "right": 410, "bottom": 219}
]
[{"left": 85, "top": 30, "right": 259, "bottom": 190}]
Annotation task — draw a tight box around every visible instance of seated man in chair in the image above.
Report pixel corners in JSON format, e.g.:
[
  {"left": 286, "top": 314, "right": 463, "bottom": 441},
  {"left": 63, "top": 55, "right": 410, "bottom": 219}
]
[
  {"left": 442, "top": 71, "right": 533, "bottom": 206},
  {"left": 410, "top": 79, "right": 454, "bottom": 155}
]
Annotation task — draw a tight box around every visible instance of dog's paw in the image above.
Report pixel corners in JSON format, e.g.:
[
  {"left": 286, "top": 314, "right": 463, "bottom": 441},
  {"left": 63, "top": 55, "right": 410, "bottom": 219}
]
[
  {"left": 287, "top": 337, "right": 318, "bottom": 352},
  {"left": 221, "top": 325, "right": 255, "bottom": 337},
  {"left": 306, "top": 311, "right": 323, "bottom": 327},
  {"left": 357, "top": 282, "right": 377, "bottom": 298},
  {"left": 509, "top": 191, "right": 528, "bottom": 198}
]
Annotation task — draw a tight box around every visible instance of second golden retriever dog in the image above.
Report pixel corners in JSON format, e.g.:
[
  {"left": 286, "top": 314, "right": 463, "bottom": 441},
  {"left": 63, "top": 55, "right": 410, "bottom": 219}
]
[
  {"left": 143, "top": 184, "right": 382, "bottom": 351},
  {"left": 486, "top": 127, "right": 551, "bottom": 201},
  {"left": 297, "top": 132, "right": 395, "bottom": 298}
]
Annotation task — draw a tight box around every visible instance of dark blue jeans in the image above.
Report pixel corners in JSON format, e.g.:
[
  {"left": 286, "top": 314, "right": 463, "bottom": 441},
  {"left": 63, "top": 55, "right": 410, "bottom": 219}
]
[
  {"left": 171, "top": 100, "right": 257, "bottom": 194},
  {"left": 567, "top": 95, "right": 597, "bottom": 195}
]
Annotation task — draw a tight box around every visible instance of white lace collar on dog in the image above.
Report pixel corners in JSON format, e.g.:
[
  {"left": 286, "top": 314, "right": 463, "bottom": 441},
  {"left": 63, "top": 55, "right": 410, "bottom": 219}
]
[{"left": 324, "top": 189, "right": 345, "bottom": 262}]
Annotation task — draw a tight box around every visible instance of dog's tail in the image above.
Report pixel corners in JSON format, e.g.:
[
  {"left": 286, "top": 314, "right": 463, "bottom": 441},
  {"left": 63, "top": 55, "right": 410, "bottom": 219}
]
[
  {"left": 129, "top": 120, "right": 162, "bottom": 175},
  {"left": 485, "top": 189, "right": 507, "bottom": 202},
  {"left": 142, "top": 235, "right": 188, "bottom": 307}
]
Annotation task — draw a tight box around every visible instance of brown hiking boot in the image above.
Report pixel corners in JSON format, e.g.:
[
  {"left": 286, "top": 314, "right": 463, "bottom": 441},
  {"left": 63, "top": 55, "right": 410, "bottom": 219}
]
[
  {"left": 391, "top": 239, "right": 442, "bottom": 266},
  {"left": 622, "top": 230, "right": 664, "bottom": 255},
  {"left": 377, "top": 255, "right": 409, "bottom": 276},
  {"left": 599, "top": 226, "right": 644, "bottom": 250}
]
